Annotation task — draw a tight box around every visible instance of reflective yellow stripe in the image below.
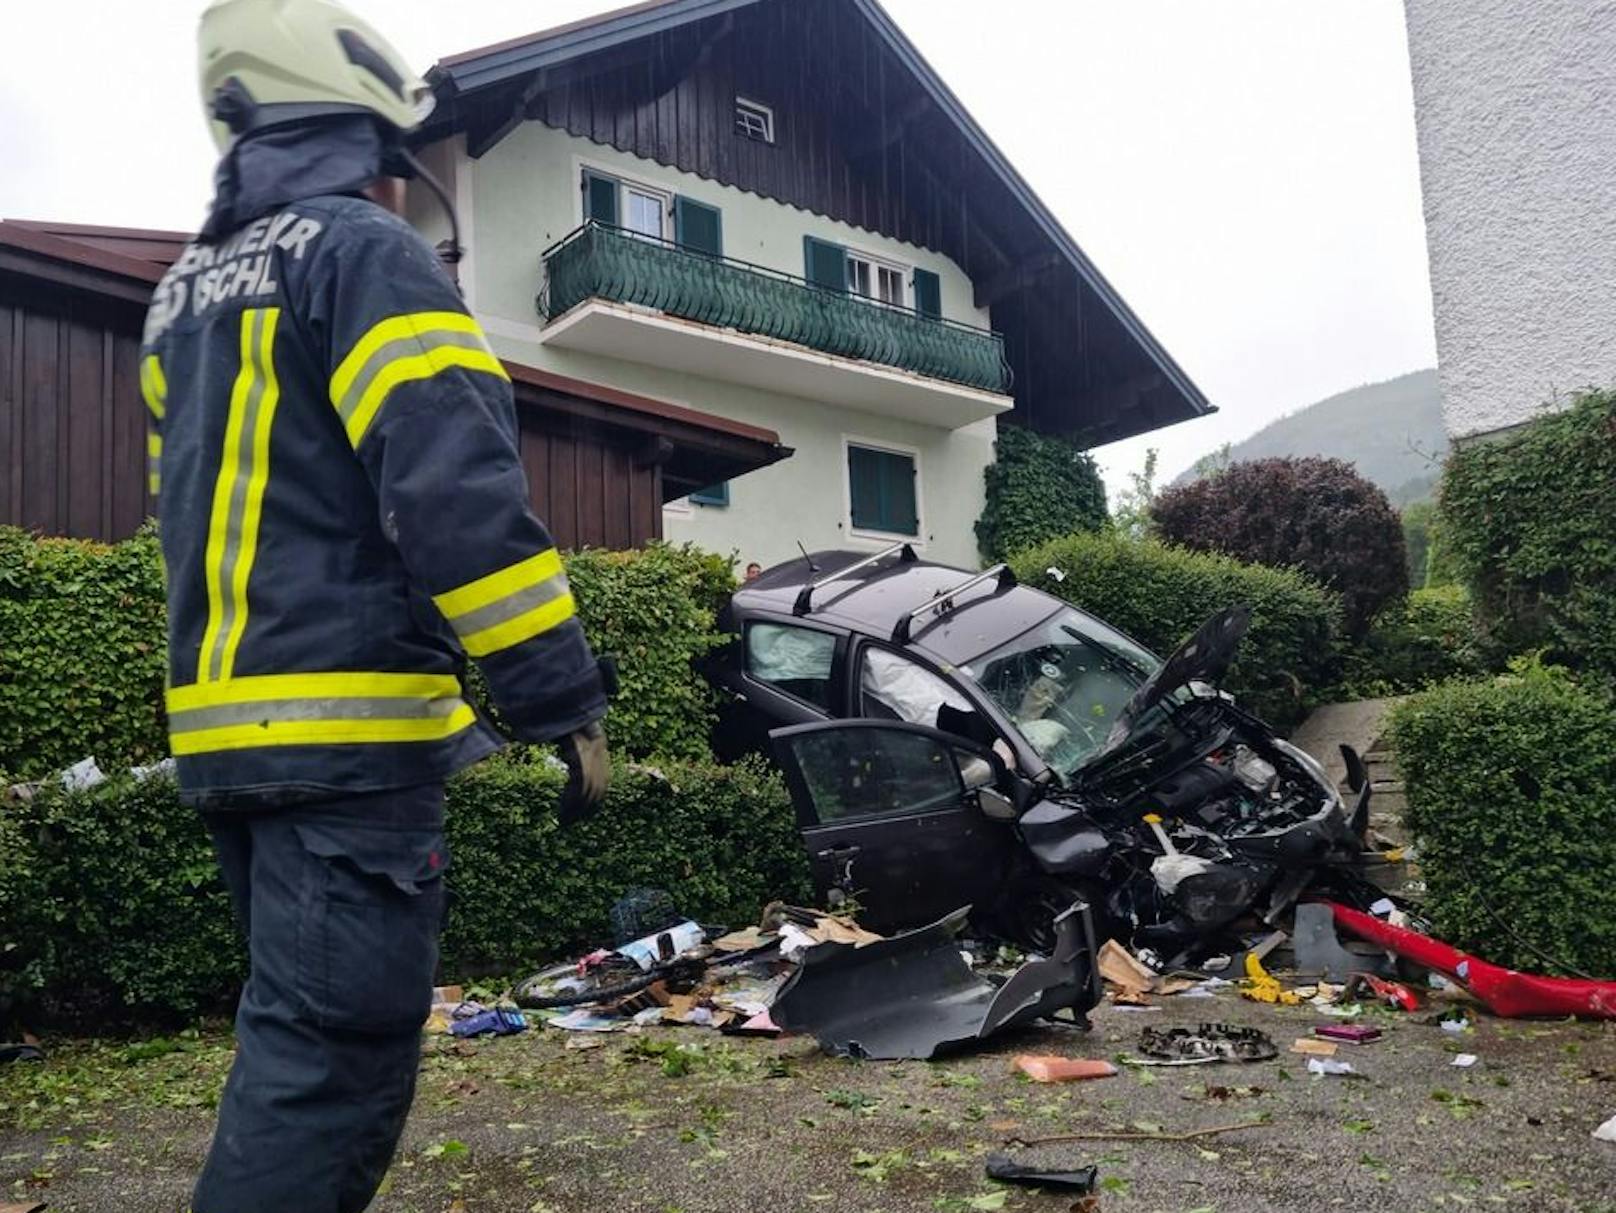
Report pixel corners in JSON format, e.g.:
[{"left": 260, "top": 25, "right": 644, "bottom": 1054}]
[
  {"left": 169, "top": 705, "right": 478, "bottom": 755},
  {"left": 140, "top": 355, "right": 167, "bottom": 420},
  {"left": 167, "top": 671, "right": 463, "bottom": 712},
  {"left": 329, "top": 311, "right": 508, "bottom": 448},
  {"left": 219, "top": 309, "right": 281, "bottom": 682},
  {"left": 345, "top": 346, "right": 506, "bottom": 448},
  {"left": 459, "top": 591, "right": 578, "bottom": 658},
  {"left": 197, "top": 308, "right": 280, "bottom": 683},
  {"left": 147, "top": 430, "right": 162, "bottom": 496},
  {"left": 433, "top": 549, "right": 565, "bottom": 619}
]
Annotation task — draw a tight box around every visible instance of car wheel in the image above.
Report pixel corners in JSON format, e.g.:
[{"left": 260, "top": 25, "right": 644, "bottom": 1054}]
[{"left": 1005, "top": 875, "right": 1110, "bottom": 955}]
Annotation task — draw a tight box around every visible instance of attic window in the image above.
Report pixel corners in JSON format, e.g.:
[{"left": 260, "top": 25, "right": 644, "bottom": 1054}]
[{"left": 735, "top": 97, "right": 775, "bottom": 144}]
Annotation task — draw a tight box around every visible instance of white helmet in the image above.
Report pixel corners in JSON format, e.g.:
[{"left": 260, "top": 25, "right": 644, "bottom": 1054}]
[{"left": 198, "top": 0, "right": 435, "bottom": 151}]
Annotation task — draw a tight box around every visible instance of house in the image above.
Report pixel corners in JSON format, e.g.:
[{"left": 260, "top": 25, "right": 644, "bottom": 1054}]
[
  {"left": 1404, "top": 0, "right": 1616, "bottom": 442},
  {"left": 415, "top": 0, "right": 1210, "bottom": 568},
  {"left": 0, "top": 219, "right": 786, "bottom": 547}
]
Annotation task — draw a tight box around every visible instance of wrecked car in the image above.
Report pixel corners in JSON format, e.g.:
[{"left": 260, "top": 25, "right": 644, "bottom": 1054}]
[{"left": 708, "top": 544, "right": 1374, "bottom": 958}]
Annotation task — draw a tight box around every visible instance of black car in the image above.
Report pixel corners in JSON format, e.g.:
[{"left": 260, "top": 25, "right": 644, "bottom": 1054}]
[{"left": 709, "top": 544, "right": 1370, "bottom": 956}]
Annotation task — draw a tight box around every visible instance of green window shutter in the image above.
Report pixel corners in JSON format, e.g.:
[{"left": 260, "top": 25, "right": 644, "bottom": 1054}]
[
  {"left": 913, "top": 269, "right": 942, "bottom": 319},
  {"left": 674, "top": 196, "right": 723, "bottom": 256},
  {"left": 804, "top": 236, "right": 848, "bottom": 292},
  {"left": 583, "top": 171, "right": 619, "bottom": 225},
  {"left": 848, "top": 445, "right": 918, "bottom": 536},
  {"left": 690, "top": 481, "right": 729, "bottom": 506}
]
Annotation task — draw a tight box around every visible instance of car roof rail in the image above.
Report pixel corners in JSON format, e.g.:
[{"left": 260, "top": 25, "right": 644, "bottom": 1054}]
[
  {"left": 892, "top": 563, "right": 1017, "bottom": 645},
  {"left": 793, "top": 542, "right": 917, "bottom": 616}
]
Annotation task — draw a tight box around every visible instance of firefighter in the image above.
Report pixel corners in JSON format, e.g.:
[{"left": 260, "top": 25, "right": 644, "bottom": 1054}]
[{"left": 141, "top": 3, "right": 612, "bottom": 1209}]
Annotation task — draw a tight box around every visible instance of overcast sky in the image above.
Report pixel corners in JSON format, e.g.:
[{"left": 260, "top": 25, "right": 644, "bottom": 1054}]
[{"left": 0, "top": 0, "right": 1437, "bottom": 495}]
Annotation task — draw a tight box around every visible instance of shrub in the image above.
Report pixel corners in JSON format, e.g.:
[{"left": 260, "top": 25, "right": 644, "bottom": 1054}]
[
  {"left": 564, "top": 543, "right": 735, "bottom": 761},
  {"left": 0, "top": 755, "right": 810, "bottom": 1024},
  {"left": 1390, "top": 662, "right": 1616, "bottom": 977},
  {"left": 0, "top": 526, "right": 168, "bottom": 780},
  {"left": 1151, "top": 456, "right": 1408, "bottom": 635},
  {"left": 1337, "top": 585, "right": 1485, "bottom": 698},
  {"left": 1438, "top": 389, "right": 1616, "bottom": 682},
  {"left": 1010, "top": 532, "right": 1343, "bottom": 729},
  {"left": 0, "top": 529, "right": 731, "bottom": 775},
  {"left": 976, "top": 426, "right": 1108, "bottom": 562}
]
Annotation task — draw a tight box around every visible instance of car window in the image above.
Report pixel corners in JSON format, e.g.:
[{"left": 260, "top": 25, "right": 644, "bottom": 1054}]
[
  {"left": 745, "top": 622, "right": 837, "bottom": 710},
  {"left": 858, "top": 647, "right": 970, "bottom": 727},
  {"left": 785, "top": 726, "right": 964, "bottom": 823}
]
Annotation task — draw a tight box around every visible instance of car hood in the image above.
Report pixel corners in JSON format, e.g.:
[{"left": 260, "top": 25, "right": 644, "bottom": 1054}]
[{"left": 1089, "top": 606, "right": 1251, "bottom": 763}]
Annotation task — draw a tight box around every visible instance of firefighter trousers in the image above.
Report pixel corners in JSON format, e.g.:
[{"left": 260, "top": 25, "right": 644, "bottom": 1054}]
[{"left": 193, "top": 783, "right": 448, "bottom": 1213}]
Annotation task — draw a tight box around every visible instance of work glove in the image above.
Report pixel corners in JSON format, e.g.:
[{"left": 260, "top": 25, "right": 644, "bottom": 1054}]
[{"left": 557, "top": 720, "right": 610, "bottom": 826}]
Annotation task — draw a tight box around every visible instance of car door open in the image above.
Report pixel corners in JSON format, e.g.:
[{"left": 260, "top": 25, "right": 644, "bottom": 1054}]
[{"left": 769, "top": 720, "right": 1022, "bottom": 934}]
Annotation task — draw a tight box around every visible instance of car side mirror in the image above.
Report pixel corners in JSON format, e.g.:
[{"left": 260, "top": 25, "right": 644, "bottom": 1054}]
[{"left": 977, "top": 786, "right": 1018, "bottom": 821}]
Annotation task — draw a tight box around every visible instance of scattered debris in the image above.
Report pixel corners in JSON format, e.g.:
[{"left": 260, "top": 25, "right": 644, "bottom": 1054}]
[
  {"left": 1314, "top": 1024, "right": 1382, "bottom": 1045},
  {"left": 1294, "top": 902, "right": 1393, "bottom": 981},
  {"left": 1345, "top": 972, "right": 1421, "bottom": 1013},
  {"left": 1452, "top": 1053, "right": 1479, "bottom": 1068},
  {"left": 0, "top": 1044, "right": 46, "bottom": 1064},
  {"left": 1306, "top": 1057, "right": 1361, "bottom": 1078},
  {"left": 546, "top": 1010, "right": 623, "bottom": 1033},
  {"left": 772, "top": 903, "right": 1099, "bottom": 1060},
  {"left": 449, "top": 1007, "right": 527, "bottom": 1038},
  {"left": 1290, "top": 1038, "right": 1338, "bottom": 1057},
  {"left": 983, "top": 1153, "right": 1098, "bottom": 1193},
  {"left": 1015, "top": 1055, "right": 1118, "bottom": 1082},
  {"left": 1240, "top": 953, "right": 1303, "bottom": 1005},
  {"left": 1330, "top": 901, "right": 1616, "bottom": 1021},
  {"left": 1006, "top": 1118, "right": 1267, "bottom": 1146},
  {"left": 1132, "top": 1023, "right": 1278, "bottom": 1066},
  {"left": 1594, "top": 1113, "right": 1616, "bottom": 1144},
  {"left": 1440, "top": 1017, "right": 1470, "bottom": 1035}
]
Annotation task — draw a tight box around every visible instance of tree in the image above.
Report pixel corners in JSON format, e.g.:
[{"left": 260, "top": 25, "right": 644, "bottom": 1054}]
[
  {"left": 975, "top": 426, "right": 1108, "bottom": 562},
  {"left": 1151, "top": 456, "right": 1409, "bottom": 635}
]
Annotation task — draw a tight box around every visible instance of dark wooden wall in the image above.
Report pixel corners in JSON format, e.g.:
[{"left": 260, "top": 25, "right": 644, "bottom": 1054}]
[
  {"left": 0, "top": 278, "right": 152, "bottom": 541},
  {"left": 517, "top": 411, "right": 663, "bottom": 550}
]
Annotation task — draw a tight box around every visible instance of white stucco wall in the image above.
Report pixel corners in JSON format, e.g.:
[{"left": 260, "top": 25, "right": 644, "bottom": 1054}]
[
  {"left": 1404, "top": 0, "right": 1616, "bottom": 439},
  {"left": 414, "top": 126, "right": 995, "bottom": 569}
]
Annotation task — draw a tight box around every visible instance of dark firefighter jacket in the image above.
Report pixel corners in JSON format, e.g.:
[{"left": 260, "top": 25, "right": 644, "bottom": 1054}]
[{"left": 140, "top": 119, "right": 607, "bottom": 807}]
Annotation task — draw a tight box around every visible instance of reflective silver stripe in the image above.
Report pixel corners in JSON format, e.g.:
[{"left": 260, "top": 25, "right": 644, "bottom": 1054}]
[
  {"left": 333, "top": 329, "right": 492, "bottom": 429},
  {"left": 447, "top": 571, "right": 572, "bottom": 640},
  {"left": 203, "top": 309, "right": 274, "bottom": 682},
  {"left": 168, "top": 694, "right": 470, "bottom": 734}
]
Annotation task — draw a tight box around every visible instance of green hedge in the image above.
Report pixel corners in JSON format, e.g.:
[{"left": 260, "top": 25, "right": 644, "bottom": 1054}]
[
  {"left": 0, "top": 529, "right": 733, "bottom": 777},
  {"left": 976, "top": 426, "right": 1108, "bottom": 563},
  {"left": 1439, "top": 389, "right": 1616, "bottom": 680},
  {"left": 1390, "top": 662, "right": 1616, "bottom": 978},
  {"left": 0, "top": 755, "right": 809, "bottom": 1024},
  {"left": 1337, "top": 585, "right": 1485, "bottom": 698},
  {"left": 0, "top": 526, "right": 168, "bottom": 780},
  {"left": 1010, "top": 532, "right": 1343, "bottom": 729}
]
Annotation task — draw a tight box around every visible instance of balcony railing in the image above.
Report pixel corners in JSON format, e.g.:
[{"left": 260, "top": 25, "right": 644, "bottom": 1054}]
[{"left": 538, "top": 222, "right": 1013, "bottom": 396}]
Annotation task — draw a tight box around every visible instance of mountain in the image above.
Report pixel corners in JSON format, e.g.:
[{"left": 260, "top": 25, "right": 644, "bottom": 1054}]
[{"left": 1178, "top": 369, "right": 1446, "bottom": 506}]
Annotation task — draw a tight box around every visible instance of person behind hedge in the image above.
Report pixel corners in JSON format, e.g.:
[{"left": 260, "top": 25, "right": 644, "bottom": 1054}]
[{"left": 140, "top": 3, "right": 613, "bottom": 1209}]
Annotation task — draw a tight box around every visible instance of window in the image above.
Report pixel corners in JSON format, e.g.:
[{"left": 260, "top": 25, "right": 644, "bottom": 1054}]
[
  {"left": 689, "top": 481, "right": 729, "bottom": 507},
  {"left": 913, "top": 269, "right": 942, "bottom": 320},
  {"left": 623, "top": 184, "right": 667, "bottom": 239},
  {"left": 847, "top": 442, "right": 919, "bottom": 538},
  {"left": 735, "top": 97, "right": 775, "bottom": 144},
  {"left": 847, "top": 251, "right": 907, "bottom": 307},
  {"left": 746, "top": 622, "right": 838, "bottom": 710},
  {"left": 782, "top": 726, "right": 964, "bottom": 823}
]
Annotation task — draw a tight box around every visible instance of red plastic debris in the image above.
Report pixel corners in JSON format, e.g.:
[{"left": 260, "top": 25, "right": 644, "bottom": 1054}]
[{"left": 1328, "top": 902, "right": 1616, "bottom": 1020}]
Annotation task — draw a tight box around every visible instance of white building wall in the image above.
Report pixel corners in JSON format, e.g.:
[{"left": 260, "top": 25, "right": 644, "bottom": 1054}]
[
  {"left": 1405, "top": 0, "right": 1616, "bottom": 440},
  {"left": 425, "top": 124, "right": 995, "bottom": 569}
]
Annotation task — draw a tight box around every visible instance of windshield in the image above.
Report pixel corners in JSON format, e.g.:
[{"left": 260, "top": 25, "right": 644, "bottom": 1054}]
[{"left": 960, "top": 606, "right": 1161, "bottom": 775}]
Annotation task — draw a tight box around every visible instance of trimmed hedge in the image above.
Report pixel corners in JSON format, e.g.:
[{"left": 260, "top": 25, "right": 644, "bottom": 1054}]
[
  {"left": 1390, "top": 663, "right": 1616, "bottom": 978},
  {"left": 0, "top": 755, "right": 809, "bottom": 1024},
  {"left": 1439, "top": 389, "right": 1616, "bottom": 682},
  {"left": 976, "top": 426, "right": 1108, "bottom": 562},
  {"left": 1010, "top": 532, "right": 1343, "bottom": 729},
  {"left": 0, "top": 526, "right": 168, "bottom": 780},
  {"left": 1152, "top": 456, "right": 1409, "bottom": 635},
  {"left": 0, "top": 529, "right": 733, "bottom": 776},
  {"left": 1337, "top": 584, "right": 1484, "bottom": 698}
]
